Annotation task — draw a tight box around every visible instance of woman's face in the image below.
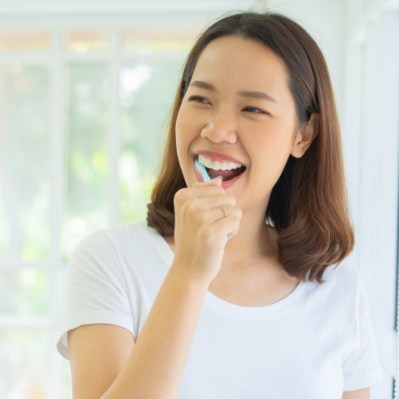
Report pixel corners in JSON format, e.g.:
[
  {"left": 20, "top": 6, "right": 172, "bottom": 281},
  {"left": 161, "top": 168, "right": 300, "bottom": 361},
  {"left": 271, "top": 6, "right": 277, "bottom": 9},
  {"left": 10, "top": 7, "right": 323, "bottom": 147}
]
[{"left": 175, "top": 35, "right": 311, "bottom": 215}]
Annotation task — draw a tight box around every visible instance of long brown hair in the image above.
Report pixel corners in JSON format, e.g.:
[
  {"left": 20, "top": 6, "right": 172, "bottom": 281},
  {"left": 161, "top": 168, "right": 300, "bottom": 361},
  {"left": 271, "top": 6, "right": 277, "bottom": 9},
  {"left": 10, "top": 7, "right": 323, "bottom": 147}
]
[{"left": 147, "top": 12, "right": 354, "bottom": 283}]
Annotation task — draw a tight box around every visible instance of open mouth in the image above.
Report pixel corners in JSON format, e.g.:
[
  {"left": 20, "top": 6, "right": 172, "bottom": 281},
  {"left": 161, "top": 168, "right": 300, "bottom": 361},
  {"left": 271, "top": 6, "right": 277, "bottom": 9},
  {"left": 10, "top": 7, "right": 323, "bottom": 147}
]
[{"left": 195, "top": 154, "right": 246, "bottom": 182}]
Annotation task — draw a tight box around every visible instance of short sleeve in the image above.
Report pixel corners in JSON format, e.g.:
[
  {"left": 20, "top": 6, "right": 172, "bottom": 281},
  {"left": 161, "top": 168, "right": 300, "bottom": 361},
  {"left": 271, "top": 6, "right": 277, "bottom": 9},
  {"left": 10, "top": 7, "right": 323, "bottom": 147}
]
[
  {"left": 341, "top": 269, "right": 384, "bottom": 391},
  {"left": 56, "top": 230, "right": 134, "bottom": 359}
]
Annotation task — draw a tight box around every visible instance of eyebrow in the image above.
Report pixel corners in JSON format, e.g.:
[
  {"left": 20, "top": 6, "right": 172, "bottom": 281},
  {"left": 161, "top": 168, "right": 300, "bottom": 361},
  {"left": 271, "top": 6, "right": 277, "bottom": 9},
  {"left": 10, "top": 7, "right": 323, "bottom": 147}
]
[{"left": 189, "top": 80, "right": 277, "bottom": 103}]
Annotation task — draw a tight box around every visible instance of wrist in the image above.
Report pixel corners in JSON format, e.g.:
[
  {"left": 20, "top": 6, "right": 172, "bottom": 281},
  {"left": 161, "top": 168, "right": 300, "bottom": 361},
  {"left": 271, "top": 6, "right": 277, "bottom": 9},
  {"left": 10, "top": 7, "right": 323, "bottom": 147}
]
[{"left": 167, "top": 261, "right": 212, "bottom": 292}]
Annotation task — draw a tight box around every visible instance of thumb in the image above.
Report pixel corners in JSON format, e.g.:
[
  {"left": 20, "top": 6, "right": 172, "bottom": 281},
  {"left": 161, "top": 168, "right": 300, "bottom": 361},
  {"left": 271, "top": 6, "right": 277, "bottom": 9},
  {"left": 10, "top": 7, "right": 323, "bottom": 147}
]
[{"left": 192, "top": 176, "right": 223, "bottom": 188}]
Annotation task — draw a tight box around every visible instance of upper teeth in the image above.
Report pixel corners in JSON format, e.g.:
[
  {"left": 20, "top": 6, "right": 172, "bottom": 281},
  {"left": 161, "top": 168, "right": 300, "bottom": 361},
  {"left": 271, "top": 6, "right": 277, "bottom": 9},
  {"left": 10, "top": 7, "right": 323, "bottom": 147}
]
[{"left": 198, "top": 154, "right": 243, "bottom": 171}]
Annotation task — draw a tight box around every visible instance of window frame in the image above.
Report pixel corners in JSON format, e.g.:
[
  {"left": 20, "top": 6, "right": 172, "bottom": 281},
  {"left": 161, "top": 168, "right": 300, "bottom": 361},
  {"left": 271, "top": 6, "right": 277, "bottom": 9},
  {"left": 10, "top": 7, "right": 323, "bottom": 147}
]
[{"left": 342, "top": 8, "right": 399, "bottom": 398}]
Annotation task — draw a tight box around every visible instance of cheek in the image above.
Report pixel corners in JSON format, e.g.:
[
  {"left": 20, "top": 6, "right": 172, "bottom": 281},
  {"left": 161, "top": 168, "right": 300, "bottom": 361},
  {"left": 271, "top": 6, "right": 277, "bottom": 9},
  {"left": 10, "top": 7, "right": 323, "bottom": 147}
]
[
  {"left": 176, "top": 108, "right": 202, "bottom": 151},
  {"left": 247, "top": 125, "right": 295, "bottom": 177},
  {"left": 174, "top": 126, "right": 185, "bottom": 166},
  {"left": 175, "top": 113, "right": 195, "bottom": 165},
  {"left": 175, "top": 108, "right": 188, "bottom": 148}
]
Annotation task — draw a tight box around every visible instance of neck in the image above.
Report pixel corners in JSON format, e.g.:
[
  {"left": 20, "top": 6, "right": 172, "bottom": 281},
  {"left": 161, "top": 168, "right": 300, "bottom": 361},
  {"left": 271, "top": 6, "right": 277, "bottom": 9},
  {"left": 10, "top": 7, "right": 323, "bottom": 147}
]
[{"left": 223, "top": 205, "right": 278, "bottom": 266}]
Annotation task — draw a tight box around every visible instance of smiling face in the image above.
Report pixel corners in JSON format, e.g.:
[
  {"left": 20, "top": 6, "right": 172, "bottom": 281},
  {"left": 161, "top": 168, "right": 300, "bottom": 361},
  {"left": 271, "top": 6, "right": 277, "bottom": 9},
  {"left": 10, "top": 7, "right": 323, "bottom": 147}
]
[{"left": 175, "top": 35, "right": 314, "bottom": 216}]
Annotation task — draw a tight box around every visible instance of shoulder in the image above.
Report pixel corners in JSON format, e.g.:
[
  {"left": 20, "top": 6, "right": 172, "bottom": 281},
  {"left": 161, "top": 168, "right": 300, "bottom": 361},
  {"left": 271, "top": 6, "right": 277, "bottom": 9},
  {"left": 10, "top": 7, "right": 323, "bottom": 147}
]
[
  {"left": 68, "top": 221, "right": 158, "bottom": 275},
  {"left": 315, "top": 260, "right": 367, "bottom": 313},
  {"left": 73, "top": 221, "right": 161, "bottom": 257},
  {"left": 302, "top": 261, "right": 365, "bottom": 311},
  {"left": 70, "top": 221, "right": 172, "bottom": 282},
  {"left": 322, "top": 260, "right": 362, "bottom": 288}
]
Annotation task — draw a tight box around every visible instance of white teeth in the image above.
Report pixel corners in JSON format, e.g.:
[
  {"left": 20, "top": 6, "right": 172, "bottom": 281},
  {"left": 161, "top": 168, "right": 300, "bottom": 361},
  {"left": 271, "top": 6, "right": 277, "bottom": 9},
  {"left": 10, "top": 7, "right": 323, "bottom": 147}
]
[{"left": 198, "top": 154, "right": 243, "bottom": 171}]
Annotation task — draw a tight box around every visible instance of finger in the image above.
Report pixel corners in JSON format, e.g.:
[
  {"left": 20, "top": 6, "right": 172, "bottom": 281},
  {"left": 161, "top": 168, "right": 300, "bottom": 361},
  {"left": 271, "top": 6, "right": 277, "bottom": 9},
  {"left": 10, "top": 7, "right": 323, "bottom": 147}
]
[
  {"left": 177, "top": 185, "right": 225, "bottom": 201},
  {"left": 190, "top": 204, "right": 241, "bottom": 226},
  {"left": 203, "top": 208, "right": 242, "bottom": 246},
  {"left": 192, "top": 176, "right": 222, "bottom": 189},
  {"left": 214, "top": 204, "right": 241, "bottom": 222},
  {"left": 183, "top": 195, "right": 237, "bottom": 217}
]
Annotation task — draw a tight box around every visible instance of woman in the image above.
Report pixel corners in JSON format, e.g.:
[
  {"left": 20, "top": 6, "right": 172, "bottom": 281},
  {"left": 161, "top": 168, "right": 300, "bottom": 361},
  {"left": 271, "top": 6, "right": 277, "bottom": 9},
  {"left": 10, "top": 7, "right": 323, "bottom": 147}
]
[{"left": 57, "top": 11, "right": 383, "bottom": 399}]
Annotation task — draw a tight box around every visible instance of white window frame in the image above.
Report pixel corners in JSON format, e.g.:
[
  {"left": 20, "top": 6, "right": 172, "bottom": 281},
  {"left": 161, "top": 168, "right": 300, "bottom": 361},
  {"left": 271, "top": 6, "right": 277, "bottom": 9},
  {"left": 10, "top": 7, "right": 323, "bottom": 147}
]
[
  {"left": 0, "top": 7, "right": 238, "bottom": 398},
  {"left": 343, "top": 4, "right": 399, "bottom": 399}
]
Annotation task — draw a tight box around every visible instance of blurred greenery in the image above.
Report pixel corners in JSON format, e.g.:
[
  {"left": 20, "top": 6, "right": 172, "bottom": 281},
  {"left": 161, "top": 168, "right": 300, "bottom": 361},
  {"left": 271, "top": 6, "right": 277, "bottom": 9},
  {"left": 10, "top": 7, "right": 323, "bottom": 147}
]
[
  {"left": 119, "top": 60, "right": 183, "bottom": 222},
  {"left": 0, "top": 64, "right": 51, "bottom": 261},
  {"left": 67, "top": 63, "right": 109, "bottom": 214},
  {"left": 62, "top": 63, "right": 109, "bottom": 257},
  {"left": 0, "top": 28, "right": 195, "bottom": 399},
  {"left": 0, "top": 329, "right": 51, "bottom": 398},
  {"left": 0, "top": 269, "right": 49, "bottom": 316}
]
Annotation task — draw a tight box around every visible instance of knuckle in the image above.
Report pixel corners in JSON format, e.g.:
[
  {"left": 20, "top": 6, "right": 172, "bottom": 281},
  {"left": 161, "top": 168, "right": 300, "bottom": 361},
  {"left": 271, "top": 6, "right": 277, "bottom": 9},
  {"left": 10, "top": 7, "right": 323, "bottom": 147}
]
[
  {"left": 228, "top": 195, "right": 237, "bottom": 206},
  {"left": 201, "top": 227, "right": 215, "bottom": 244},
  {"left": 174, "top": 189, "right": 185, "bottom": 205},
  {"left": 186, "top": 200, "right": 199, "bottom": 215}
]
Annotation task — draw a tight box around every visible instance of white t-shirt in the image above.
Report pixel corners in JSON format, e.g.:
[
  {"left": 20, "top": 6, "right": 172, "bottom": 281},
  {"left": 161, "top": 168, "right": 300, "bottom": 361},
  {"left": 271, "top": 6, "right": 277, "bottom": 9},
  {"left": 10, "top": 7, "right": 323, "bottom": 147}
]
[{"left": 57, "top": 221, "right": 383, "bottom": 398}]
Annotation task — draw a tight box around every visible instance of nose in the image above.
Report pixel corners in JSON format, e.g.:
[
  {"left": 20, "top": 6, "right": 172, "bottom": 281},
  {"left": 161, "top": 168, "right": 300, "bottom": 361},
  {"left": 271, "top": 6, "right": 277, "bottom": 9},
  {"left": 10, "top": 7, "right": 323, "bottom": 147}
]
[{"left": 200, "top": 109, "right": 238, "bottom": 144}]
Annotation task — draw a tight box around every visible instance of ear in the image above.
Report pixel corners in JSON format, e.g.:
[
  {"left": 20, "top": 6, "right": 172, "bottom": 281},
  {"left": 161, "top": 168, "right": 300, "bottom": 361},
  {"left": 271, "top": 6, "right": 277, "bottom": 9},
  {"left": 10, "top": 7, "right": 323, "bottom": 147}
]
[{"left": 290, "top": 113, "right": 319, "bottom": 159}]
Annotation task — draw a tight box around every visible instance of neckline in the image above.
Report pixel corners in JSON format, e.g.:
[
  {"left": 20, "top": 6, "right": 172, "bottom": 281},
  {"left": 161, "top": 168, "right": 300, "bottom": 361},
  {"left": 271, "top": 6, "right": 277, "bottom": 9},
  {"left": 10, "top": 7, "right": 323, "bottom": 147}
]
[
  {"left": 146, "top": 222, "right": 310, "bottom": 320},
  {"left": 204, "top": 279, "right": 309, "bottom": 320}
]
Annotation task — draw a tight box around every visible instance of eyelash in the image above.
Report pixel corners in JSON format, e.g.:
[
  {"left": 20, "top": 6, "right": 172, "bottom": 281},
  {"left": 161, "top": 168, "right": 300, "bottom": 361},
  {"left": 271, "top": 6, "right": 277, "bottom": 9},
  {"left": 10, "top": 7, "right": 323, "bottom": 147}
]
[
  {"left": 242, "top": 106, "right": 268, "bottom": 115},
  {"left": 188, "top": 95, "right": 210, "bottom": 104},
  {"left": 188, "top": 96, "right": 270, "bottom": 116}
]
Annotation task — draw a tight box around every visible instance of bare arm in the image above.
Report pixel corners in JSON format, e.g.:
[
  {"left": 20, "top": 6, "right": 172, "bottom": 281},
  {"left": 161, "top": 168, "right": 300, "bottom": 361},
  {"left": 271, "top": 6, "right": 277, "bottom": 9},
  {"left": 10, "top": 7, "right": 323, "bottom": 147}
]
[
  {"left": 342, "top": 388, "right": 370, "bottom": 399},
  {"left": 69, "top": 266, "right": 209, "bottom": 399},
  {"left": 68, "top": 178, "right": 241, "bottom": 399},
  {"left": 68, "top": 324, "right": 135, "bottom": 398},
  {"left": 101, "top": 266, "right": 209, "bottom": 399}
]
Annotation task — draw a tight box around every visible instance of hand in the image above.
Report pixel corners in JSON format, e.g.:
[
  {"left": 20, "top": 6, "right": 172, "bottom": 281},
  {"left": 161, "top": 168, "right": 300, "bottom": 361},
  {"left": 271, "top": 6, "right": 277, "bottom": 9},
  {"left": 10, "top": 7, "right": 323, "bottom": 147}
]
[{"left": 172, "top": 177, "right": 242, "bottom": 283}]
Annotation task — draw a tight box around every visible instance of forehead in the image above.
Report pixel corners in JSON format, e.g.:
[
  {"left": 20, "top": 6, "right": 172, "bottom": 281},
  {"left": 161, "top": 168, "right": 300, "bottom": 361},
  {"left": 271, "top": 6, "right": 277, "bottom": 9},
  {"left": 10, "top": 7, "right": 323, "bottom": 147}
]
[{"left": 191, "top": 36, "right": 290, "bottom": 94}]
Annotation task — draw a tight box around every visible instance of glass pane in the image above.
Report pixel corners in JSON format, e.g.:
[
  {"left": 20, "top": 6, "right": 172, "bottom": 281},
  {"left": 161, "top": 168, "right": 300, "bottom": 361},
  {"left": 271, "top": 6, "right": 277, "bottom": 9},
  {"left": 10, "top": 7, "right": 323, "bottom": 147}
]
[
  {"left": 65, "top": 30, "right": 108, "bottom": 53},
  {"left": 0, "top": 269, "right": 50, "bottom": 317},
  {"left": 0, "top": 329, "right": 54, "bottom": 398},
  {"left": 63, "top": 63, "right": 109, "bottom": 258},
  {"left": 122, "top": 27, "right": 199, "bottom": 53},
  {"left": 119, "top": 59, "right": 183, "bottom": 222},
  {"left": 0, "top": 31, "right": 50, "bottom": 52},
  {"left": 0, "top": 64, "right": 52, "bottom": 261},
  {"left": 61, "top": 356, "right": 72, "bottom": 399}
]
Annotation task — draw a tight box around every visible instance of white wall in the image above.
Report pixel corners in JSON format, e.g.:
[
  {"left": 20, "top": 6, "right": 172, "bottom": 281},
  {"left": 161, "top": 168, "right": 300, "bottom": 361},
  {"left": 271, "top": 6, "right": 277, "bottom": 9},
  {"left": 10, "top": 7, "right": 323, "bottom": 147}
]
[
  {"left": 0, "top": 0, "right": 347, "bottom": 117},
  {"left": 266, "top": 0, "right": 346, "bottom": 116},
  {"left": 343, "top": 0, "right": 399, "bottom": 397}
]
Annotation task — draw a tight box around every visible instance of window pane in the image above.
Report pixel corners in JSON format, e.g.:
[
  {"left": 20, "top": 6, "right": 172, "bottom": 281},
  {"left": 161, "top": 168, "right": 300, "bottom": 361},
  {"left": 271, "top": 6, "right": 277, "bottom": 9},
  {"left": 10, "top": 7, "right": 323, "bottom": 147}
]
[
  {"left": 0, "top": 329, "right": 54, "bottom": 398},
  {"left": 63, "top": 63, "right": 109, "bottom": 257},
  {"left": 65, "top": 30, "right": 108, "bottom": 53},
  {"left": 119, "top": 60, "right": 183, "bottom": 222},
  {"left": 0, "top": 31, "right": 50, "bottom": 52},
  {"left": 0, "top": 269, "right": 50, "bottom": 317},
  {"left": 61, "top": 356, "right": 72, "bottom": 399},
  {"left": 122, "top": 27, "right": 199, "bottom": 53},
  {"left": 0, "top": 64, "right": 51, "bottom": 261}
]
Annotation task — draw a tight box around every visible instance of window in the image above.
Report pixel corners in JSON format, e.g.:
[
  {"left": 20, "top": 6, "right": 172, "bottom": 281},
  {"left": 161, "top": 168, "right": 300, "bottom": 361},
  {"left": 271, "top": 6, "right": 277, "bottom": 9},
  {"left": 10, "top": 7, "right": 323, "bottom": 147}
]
[
  {"left": 342, "top": 8, "right": 399, "bottom": 399},
  {"left": 0, "top": 14, "right": 202, "bottom": 398}
]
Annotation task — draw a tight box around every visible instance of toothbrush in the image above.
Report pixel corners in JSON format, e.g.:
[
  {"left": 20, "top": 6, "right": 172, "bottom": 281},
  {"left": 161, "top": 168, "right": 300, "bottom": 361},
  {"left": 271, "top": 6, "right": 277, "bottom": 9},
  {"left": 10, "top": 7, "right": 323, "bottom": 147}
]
[
  {"left": 195, "top": 158, "right": 211, "bottom": 182},
  {"left": 194, "top": 158, "right": 228, "bottom": 243}
]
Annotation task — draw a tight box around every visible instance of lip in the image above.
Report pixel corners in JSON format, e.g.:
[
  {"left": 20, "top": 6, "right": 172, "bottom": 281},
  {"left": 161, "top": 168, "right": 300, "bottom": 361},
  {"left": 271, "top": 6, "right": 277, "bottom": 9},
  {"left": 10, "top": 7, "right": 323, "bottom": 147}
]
[
  {"left": 193, "top": 150, "right": 246, "bottom": 189},
  {"left": 194, "top": 150, "right": 246, "bottom": 166},
  {"left": 220, "top": 172, "right": 243, "bottom": 189},
  {"left": 193, "top": 166, "right": 244, "bottom": 189}
]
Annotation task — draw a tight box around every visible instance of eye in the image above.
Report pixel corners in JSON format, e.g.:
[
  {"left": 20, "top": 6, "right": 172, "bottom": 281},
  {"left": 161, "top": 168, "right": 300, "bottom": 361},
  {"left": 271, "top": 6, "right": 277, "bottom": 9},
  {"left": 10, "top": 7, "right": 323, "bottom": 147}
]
[
  {"left": 242, "top": 106, "right": 270, "bottom": 115},
  {"left": 188, "top": 95, "right": 211, "bottom": 105}
]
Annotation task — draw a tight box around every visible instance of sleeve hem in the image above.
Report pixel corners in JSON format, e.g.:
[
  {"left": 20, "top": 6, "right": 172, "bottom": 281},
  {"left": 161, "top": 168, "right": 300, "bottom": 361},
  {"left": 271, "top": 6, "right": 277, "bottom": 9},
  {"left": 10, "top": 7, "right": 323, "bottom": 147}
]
[
  {"left": 56, "top": 312, "right": 134, "bottom": 360},
  {"left": 343, "top": 369, "right": 385, "bottom": 391}
]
